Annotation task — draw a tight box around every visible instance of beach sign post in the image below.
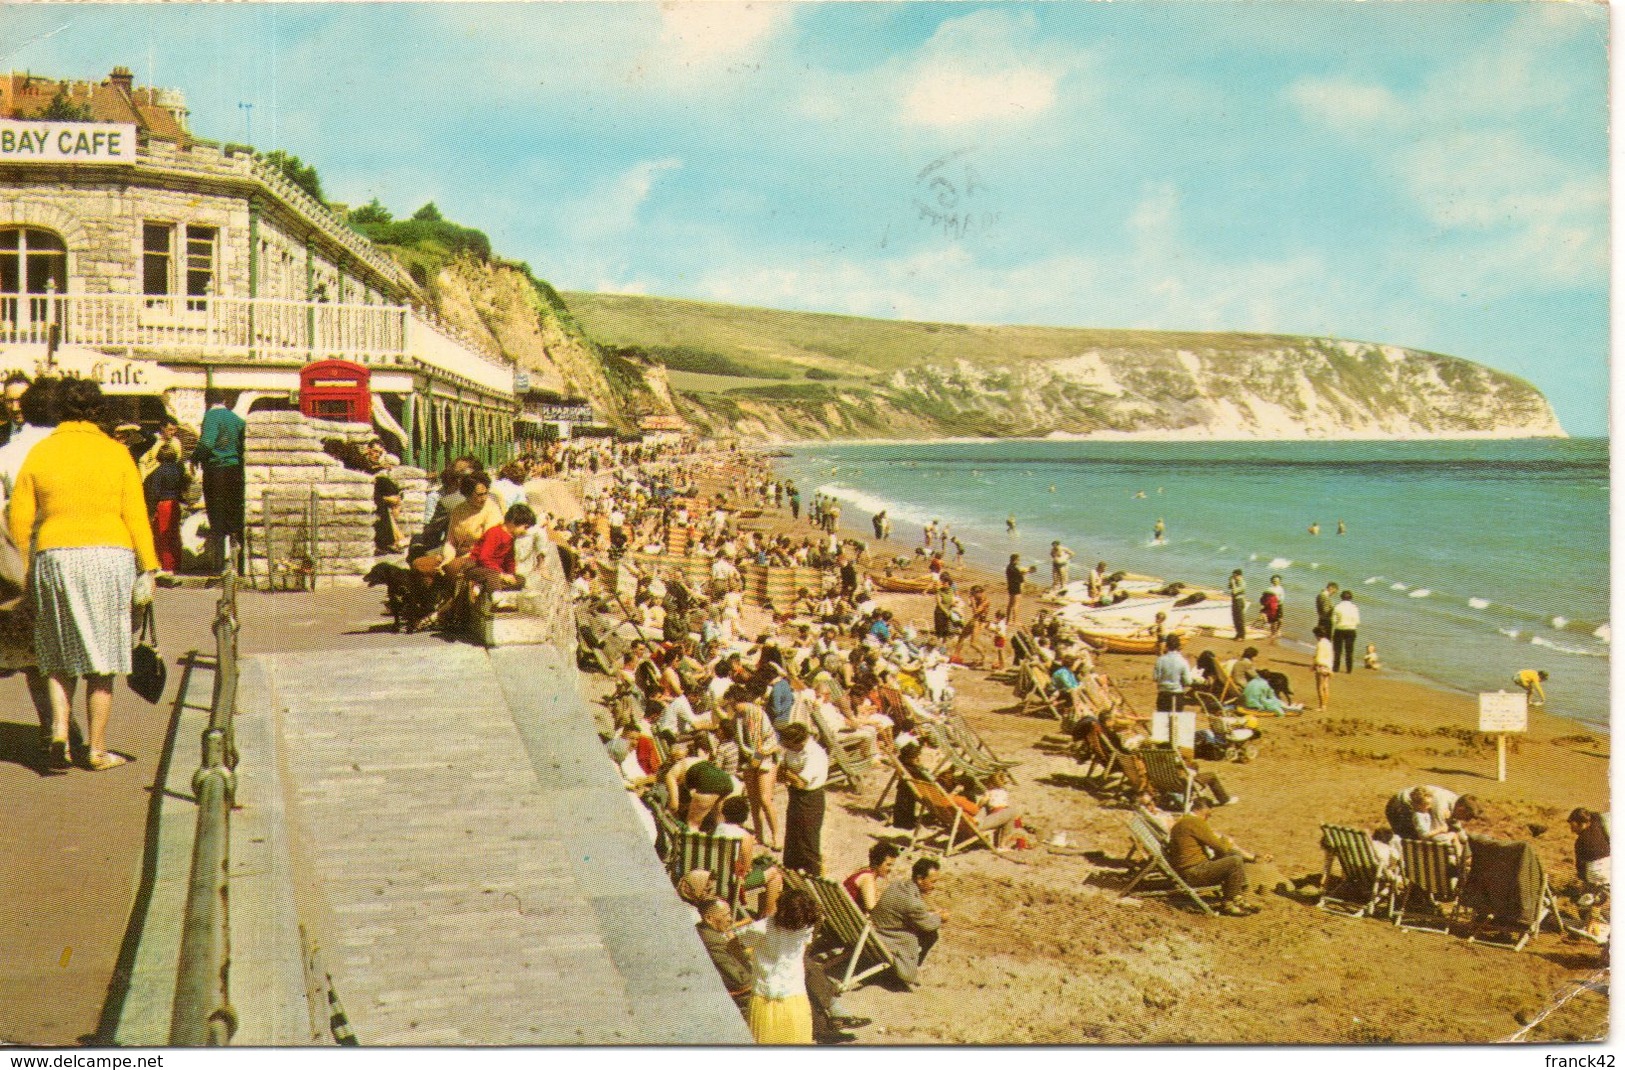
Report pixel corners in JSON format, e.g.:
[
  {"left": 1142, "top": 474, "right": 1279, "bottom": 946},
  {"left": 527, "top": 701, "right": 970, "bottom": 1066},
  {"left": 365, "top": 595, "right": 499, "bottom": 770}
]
[{"left": 1477, "top": 691, "right": 1528, "bottom": 782}]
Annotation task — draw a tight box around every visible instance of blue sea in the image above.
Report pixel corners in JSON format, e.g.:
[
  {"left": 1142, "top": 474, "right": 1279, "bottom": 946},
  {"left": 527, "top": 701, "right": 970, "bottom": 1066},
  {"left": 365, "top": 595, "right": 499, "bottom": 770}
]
[{"left": 777, "top": 439, "right": 1611, "bottom": 733}]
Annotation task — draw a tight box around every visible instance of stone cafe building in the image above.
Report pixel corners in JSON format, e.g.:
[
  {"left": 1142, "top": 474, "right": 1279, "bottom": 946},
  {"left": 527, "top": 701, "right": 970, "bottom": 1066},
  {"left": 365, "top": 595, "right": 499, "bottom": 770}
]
[{"left": 0, "top": 67, "right": 533, "bottom": 472}]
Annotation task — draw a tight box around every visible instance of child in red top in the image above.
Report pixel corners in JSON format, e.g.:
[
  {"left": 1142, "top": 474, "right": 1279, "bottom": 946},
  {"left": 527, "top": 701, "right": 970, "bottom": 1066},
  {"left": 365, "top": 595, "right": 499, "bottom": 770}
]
[{"left": 467, "top": 503, "right": 537, "bottom": 593}]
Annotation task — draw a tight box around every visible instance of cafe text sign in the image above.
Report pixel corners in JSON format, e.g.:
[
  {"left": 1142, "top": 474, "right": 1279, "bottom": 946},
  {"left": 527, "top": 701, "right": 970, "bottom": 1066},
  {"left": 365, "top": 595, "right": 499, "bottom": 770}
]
[{"left": 0, "top": 121, "right": 137, "bottom": 163}]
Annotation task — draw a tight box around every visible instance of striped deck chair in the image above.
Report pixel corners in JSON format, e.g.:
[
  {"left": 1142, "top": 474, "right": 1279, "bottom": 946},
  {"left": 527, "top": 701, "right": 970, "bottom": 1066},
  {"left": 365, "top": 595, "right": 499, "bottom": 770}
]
[
  {"left": 808, "top": 702, "right": 875, "bottom": 791},
  {"left": 1124, "top": 805, "right": 1172, "bottom": 863},
  {"left": 1394, "top": 838, "right": 1461, "bottom": 935},
  {"left": 1457, "top": 835, "right": 1570, "bottom": 952},
  {"left": 921, "top": 722, "right": 1000, "bottom": 785},
  {"left": 1119, "top": 813, "right": 1221, "bottom": 916},
  {"left": 1016, "top": 663, "right": 1062, "bottom": 716},
  {"left": 1140, "top": 748, "right": 1217, "bottom": 814},
  {"left": 947, "top": 712, "right": 1020, "bottom": 779},
  {"left": 1071, "top": 719, "right": 1125, "bottom": 790},
  {"left": 905, "top": 775, "right": 1009, "bottom": 860},
  {"left": 782, "top": 869, "right": 898, "bottom": 991},
  {"left": 1317, "top": 824, "right": 1399, "bottom": 919},
  {"left": 666, "top": 827, "right": 745, "bottom": 915}
]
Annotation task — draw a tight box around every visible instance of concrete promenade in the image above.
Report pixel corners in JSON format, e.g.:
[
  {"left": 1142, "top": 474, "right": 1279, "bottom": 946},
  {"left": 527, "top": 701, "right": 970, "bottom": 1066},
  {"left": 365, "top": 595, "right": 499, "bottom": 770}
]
[{"left": 0, "top": 586, "right": 747, "bottom": 1046}]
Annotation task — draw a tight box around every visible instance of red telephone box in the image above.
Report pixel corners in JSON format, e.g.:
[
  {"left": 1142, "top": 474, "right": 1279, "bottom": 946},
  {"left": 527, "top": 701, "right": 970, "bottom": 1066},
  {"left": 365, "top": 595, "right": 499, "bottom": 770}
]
[{"left": 299, "top": 359, "right": 371, "bottom": 423}]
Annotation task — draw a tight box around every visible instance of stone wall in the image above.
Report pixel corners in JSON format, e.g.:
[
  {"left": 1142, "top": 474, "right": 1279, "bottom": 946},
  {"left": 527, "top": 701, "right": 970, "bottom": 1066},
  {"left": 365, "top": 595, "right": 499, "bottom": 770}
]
[{"left": 244, "top": 410, "right": 427, "bottom": 588}]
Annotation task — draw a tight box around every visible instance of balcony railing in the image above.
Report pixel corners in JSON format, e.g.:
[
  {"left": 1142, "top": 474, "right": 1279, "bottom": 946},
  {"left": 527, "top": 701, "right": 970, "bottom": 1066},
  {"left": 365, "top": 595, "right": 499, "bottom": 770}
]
[{"left": 0, "top": 293, "right": 516, "bottom": 394}]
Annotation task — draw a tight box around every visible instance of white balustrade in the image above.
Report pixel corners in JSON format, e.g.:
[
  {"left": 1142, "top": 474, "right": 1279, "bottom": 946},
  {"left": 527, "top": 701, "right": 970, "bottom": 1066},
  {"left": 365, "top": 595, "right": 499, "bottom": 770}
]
[{"left": 0, "top": 292, "right": 515, "bottom": 395}]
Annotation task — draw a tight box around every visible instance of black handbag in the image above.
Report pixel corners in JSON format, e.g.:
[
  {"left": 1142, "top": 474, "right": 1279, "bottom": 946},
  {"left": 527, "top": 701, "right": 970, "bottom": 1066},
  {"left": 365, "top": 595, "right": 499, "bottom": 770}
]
[{"left": 129, "top": 604, "right": 166, "bottom": 704}]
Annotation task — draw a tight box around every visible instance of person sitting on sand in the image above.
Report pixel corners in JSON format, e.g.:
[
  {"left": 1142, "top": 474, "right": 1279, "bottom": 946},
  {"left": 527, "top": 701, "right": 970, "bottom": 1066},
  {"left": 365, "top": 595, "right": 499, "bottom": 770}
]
[
  {"left": 871, "top": 857, "right": 948, "bottom": 989},
  {"left": 1568, "top": 807, "right": 1610, "bottom": 889},
  {"left": 1168, "top": 797, "right": 1268, "bottom": 917},
  {"left": 1239, "top": 672, "right": 1294, "bottom": 717},
  {"left": 844, "top": 841, "right": 902, "bottom": 913},
  {"left": 1385, "top": 785, "right": 1480, "bottom": 844},
  {"left": 1364, "top": 644, "right": 1383, "bottom": 670}
]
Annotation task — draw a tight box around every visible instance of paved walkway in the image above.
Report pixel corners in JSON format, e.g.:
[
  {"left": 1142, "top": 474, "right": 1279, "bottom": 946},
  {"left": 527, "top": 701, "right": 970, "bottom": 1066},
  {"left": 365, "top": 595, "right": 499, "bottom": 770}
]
[
  {"left": 1, "top": 585, "right": 741, "bottom": 1046},
  {"left": 256, "top": 642, "right": 745, "bottom": 1044}
]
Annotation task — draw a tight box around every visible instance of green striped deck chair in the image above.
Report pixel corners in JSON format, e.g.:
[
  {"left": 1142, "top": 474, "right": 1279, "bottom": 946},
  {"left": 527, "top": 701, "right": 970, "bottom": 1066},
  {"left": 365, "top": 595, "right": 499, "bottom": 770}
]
[
  {"left": 1124, "top": 805, "right": 1172, "bottom": 863},
  {"left": 645, "top": 795, "right": 684, "bottom": 863},
  {"left": 666, "top": 827, "right": 744, "bottom": 914},
  {"left": 1394, "top": 838, "right": 1461, "bottom": 935},
  {"left": 1119, "top": 814, "right": 1221, "bottom": 916},
  {"left": 921, "top": 722, "right": 1000, "bottom": 784},
  {"left": 1317, "top": 824, "right": 1398, "bottom": 919},
  {"left": 946, "top": 712, "right": 1020, "bottom": 779},
  {"left": 782, "top": 869, "right": 898, "bottom": 991},
  {"left": 808, "top": 702, "right": 874, "bottom": 791},
  {"left": 1140, "top": 748, "right": 1216, "bottom": 814}
]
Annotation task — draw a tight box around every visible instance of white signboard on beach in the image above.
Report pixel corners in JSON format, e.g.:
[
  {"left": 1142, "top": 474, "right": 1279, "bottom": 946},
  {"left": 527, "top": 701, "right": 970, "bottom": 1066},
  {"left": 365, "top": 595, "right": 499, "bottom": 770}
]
[
  {"left": 1172, "top": 710, "right": 1197, "bottom": 751},
  {"left": 0, "top": 121, "right": 136, "bottom": 163},
  {"left": 1478, "top": 691, "right": 1528, "bottom": 734}
]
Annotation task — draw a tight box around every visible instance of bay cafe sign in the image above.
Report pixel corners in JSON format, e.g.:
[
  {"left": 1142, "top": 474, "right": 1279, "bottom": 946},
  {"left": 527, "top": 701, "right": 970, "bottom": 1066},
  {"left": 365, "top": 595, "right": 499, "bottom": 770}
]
[
  {"left": 0, "top": 351, "right": 177, "bottom": 394},
  {"left": 0, "top": 121, "right": 137, "bottom": 163}
]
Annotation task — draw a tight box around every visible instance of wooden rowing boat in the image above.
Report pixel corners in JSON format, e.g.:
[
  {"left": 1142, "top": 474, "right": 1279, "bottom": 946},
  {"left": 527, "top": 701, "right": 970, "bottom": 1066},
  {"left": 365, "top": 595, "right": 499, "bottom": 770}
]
[
  {"left": 1074, "top": 629, "right": 1184, "bottom": 655},
  {"left": 869, "top": 573, "right": 937, "bottom": 594}
]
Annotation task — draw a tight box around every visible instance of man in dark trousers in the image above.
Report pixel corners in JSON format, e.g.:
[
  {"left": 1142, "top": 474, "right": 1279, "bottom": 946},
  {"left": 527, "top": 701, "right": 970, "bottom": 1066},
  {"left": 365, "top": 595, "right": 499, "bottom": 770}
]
[
  {"left": 778, "top": 722, "right": 828, "bottom": 876},
  {"left": 192, "top": 389, "right": 247, "bottom": 572},
  {"left": 871, "top": 856, "right": 947, "bottom": 987},
  {"left": 1227, "top": 568, "right": 1247, "bottom": 641},
  {"left": 1005, "top": 552, "right": 1036, "bottom": 622},
  {"left": 1168, "top": 797, "right": 1266, "bottom": 917}
]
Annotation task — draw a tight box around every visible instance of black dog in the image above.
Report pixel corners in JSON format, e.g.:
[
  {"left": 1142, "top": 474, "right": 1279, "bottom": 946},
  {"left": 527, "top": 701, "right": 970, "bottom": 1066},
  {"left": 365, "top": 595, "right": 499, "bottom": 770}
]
[{"left": 363, "top": 562, "right": 439, "bottom": 633}]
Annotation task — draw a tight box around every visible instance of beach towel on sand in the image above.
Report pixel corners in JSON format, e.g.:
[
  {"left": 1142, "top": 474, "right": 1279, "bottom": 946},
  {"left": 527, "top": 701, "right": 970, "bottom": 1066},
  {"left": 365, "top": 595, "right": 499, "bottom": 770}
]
[{"left": 1459, "top": 835, "right": 1542, "bottom": 928}]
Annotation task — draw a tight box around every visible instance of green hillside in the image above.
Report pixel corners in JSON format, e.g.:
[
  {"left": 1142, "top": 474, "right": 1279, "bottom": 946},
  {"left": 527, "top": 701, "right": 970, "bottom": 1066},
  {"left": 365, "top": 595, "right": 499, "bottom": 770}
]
[{"left": 562, "top": 290, "right": 1321, "bottom": 389}]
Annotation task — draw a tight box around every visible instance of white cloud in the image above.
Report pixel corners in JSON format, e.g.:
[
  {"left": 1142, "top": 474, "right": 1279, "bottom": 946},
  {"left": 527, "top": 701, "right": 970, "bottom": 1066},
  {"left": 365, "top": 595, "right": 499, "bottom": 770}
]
[
  {"left": 656, "top": 2, "right": 789, "bottom": 65},
  {"left": 897, "top": 10, "right": 1078, "bottom": 129},
  {"left": 564, "top": 158, "right": 683, "bottom": 243},
  {"left": 1285, "top": 77, "right": 1403, "bottom": 130}
]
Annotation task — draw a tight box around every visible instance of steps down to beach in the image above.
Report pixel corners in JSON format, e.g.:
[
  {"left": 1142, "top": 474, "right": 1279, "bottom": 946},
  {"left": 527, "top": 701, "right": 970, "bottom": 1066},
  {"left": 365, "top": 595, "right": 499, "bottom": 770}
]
[{"left": 224, "top": 642, "right": 748, "bottom": 1045}]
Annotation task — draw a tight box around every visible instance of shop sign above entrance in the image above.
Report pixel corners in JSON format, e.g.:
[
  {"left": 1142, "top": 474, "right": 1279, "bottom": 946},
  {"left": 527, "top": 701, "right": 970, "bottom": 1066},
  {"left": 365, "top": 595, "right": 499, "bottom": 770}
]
[
  {"left": 0, "top": 349, "right": 177, "bottom": 395},
  {"left": 0, "top": 121, "right": 137, "bottom": 163}
]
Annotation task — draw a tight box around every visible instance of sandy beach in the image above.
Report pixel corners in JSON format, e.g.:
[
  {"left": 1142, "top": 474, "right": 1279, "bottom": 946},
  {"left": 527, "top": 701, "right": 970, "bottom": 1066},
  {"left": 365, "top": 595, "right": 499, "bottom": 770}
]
[{"left": 632, "top": 459, "right": 1612, "bottom": 1044}]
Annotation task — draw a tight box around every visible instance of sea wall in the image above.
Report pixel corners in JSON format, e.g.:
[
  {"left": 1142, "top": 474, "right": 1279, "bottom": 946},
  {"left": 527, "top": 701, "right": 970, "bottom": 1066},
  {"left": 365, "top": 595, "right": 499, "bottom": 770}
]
[{"left": 244, "top": 410, "right": 428, "bottom": 587}]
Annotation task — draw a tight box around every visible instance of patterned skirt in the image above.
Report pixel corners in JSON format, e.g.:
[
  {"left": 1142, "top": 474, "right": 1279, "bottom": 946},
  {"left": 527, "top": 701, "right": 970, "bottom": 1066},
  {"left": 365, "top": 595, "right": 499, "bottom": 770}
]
[{"left": 32, "top": 546, "right": 137, "bottom": 677}]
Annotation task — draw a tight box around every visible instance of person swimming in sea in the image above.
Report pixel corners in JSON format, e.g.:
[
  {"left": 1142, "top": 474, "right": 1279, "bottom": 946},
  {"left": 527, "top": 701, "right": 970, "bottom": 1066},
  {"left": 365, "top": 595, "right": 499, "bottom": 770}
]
[
  {"left": 1308, "top": 522, "right": 1321, "bottom": 536},
  {"left": 1006, "top": 513, "right": 1017, "bottom": 536},
  {"left": 1153, "top": 518, "right": 1166, "bottom": 545},
  {"left": 1337, "top": 519, "right": 1347, "bottom": 535}
]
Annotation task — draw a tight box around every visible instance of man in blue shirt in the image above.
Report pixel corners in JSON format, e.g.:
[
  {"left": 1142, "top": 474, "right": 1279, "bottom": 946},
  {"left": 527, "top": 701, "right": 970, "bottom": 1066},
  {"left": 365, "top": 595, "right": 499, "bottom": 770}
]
[
  {"left": 768, "top": 664, "right": 796, "bottom": 730},
  {"left": 1152, "top": 634, "right": 1196, "bottom": 713},
  {"left": 192, "top": 389, "right": 247, "bottom": 572}
]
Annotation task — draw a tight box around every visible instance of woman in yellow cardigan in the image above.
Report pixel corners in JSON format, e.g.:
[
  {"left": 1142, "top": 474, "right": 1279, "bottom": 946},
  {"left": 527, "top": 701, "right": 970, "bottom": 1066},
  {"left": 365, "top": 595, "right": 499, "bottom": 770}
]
[{"left": 10, "top": 380, "right": 159, "bottom": 771}]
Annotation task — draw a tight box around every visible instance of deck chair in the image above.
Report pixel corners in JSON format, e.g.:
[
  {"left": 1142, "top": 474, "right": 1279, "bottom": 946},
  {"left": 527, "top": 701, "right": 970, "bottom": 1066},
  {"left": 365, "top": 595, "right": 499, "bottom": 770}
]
[
  {"left": 947, "top": 712, "right": 1019, "bottom": 778},
  {"left": 1317, "top": 824, "right": 1399, "bottom": 919},
  {"left": 1124, "top": 805, "right": 1172, "bottom": 862},
  {"left": 905, "top": 775, "right": 1007, "bottom": 859},
  {"left": 1070, "top": 719, "right": 1126, "bottom": 790},
  {"left": 666, "top": 827, "right": 745, "bottom": 914},
  {"left": 1215, "top": 662, "right": 1241, "bottom": 705},
  {"left": 1119, "top": 814, "right": 1221, "bottom": 916},
  {"left": 1140, "top": 747, "right": 1217, "bottom": 814},
  {"left": 1394, "top": 838, "right": 1462, "bottom": 934},
  {"left": 808, "top": 702, "right": 875, "bottom": 791},
  {"left": 1191, "top": 690, "right": 1234, "bottom": 718},
  {"left": 1018, "top": 663, "right": 1062, "bottom": 717},
  {"left": 1457, "top": 835, "right": 1570, "bottom": 952},
  {"left": 782, "top": 870, "right": 898, "bottom": 991},
  {"left": 921, "top": 721, "right": 1001, "bottom": 786}
]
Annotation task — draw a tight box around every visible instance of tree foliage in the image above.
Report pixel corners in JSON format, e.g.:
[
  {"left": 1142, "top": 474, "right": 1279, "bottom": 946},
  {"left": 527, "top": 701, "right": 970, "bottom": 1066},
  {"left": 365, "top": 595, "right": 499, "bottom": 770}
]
[
  {"left": 30, "top": 87, "right": 93, "bottom": 122},
  {"left": 263, "top": 150, "right": 325, "bottom": 203},
  {"left": 411, "top": 202, "right": 443, "bottom": 222},
  {"left": 348, "top": 198, "right": 393, "bottom": 225}
]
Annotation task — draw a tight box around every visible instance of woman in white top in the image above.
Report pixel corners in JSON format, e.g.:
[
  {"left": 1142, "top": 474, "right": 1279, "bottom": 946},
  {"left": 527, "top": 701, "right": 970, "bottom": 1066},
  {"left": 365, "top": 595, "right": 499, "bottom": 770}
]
[{"left": 735, "top": 888, "right": 821, "bottom": 1044}]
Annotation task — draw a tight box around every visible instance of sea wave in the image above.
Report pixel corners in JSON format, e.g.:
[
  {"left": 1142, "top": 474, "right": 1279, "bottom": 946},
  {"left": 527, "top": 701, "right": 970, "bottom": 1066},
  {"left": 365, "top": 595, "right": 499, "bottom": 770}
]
[
  {"left": 1268, "top": 557, "right": 1293, "bottom": 569},
  {"left": 1364, "top": 576, "right": 1383, "bottom": 585},
  {"left": 1530, "top": 635, "right": 1608, "bottom": 658},
  {"left": 1409, "top": 588, "right": 1431, "bottom": 598},
  {"left": 1595, "top": 623, "right": 1611, "bottom": 644},
  {"left": 1468, "top": 597, "right": 1491, "bottom": 610},
  {"left": 1390, "top": 582, "right": 1409, "bottom": 591},
  {"left": 1551, "top": 615, "right": 1569, "bottom": 630},
  {"left": 1499, "top": 628, "right": 1522, "bottom": 640},
  {"left": 815, "top": 482, "right": 934, "bottom": 527}
]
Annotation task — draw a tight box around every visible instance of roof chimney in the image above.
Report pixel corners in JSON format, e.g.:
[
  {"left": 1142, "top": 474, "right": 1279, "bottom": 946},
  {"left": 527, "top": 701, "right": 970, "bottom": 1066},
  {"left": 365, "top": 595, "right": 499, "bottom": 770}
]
[{"left": 109, "top": 66, "right": 134, "bottom": 93}]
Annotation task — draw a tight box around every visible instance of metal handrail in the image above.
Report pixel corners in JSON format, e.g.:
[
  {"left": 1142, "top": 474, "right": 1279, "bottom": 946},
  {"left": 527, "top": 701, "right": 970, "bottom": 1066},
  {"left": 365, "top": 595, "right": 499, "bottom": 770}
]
[{"left": 170, "top": 547, "right": 242, "bottom": 1045}]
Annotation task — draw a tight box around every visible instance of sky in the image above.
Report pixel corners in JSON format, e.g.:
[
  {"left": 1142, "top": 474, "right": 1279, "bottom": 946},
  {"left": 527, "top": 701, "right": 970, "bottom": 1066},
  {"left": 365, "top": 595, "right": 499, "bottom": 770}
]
[{"left": 1, "top": 1, "right": 1610, "bottom": 434}]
